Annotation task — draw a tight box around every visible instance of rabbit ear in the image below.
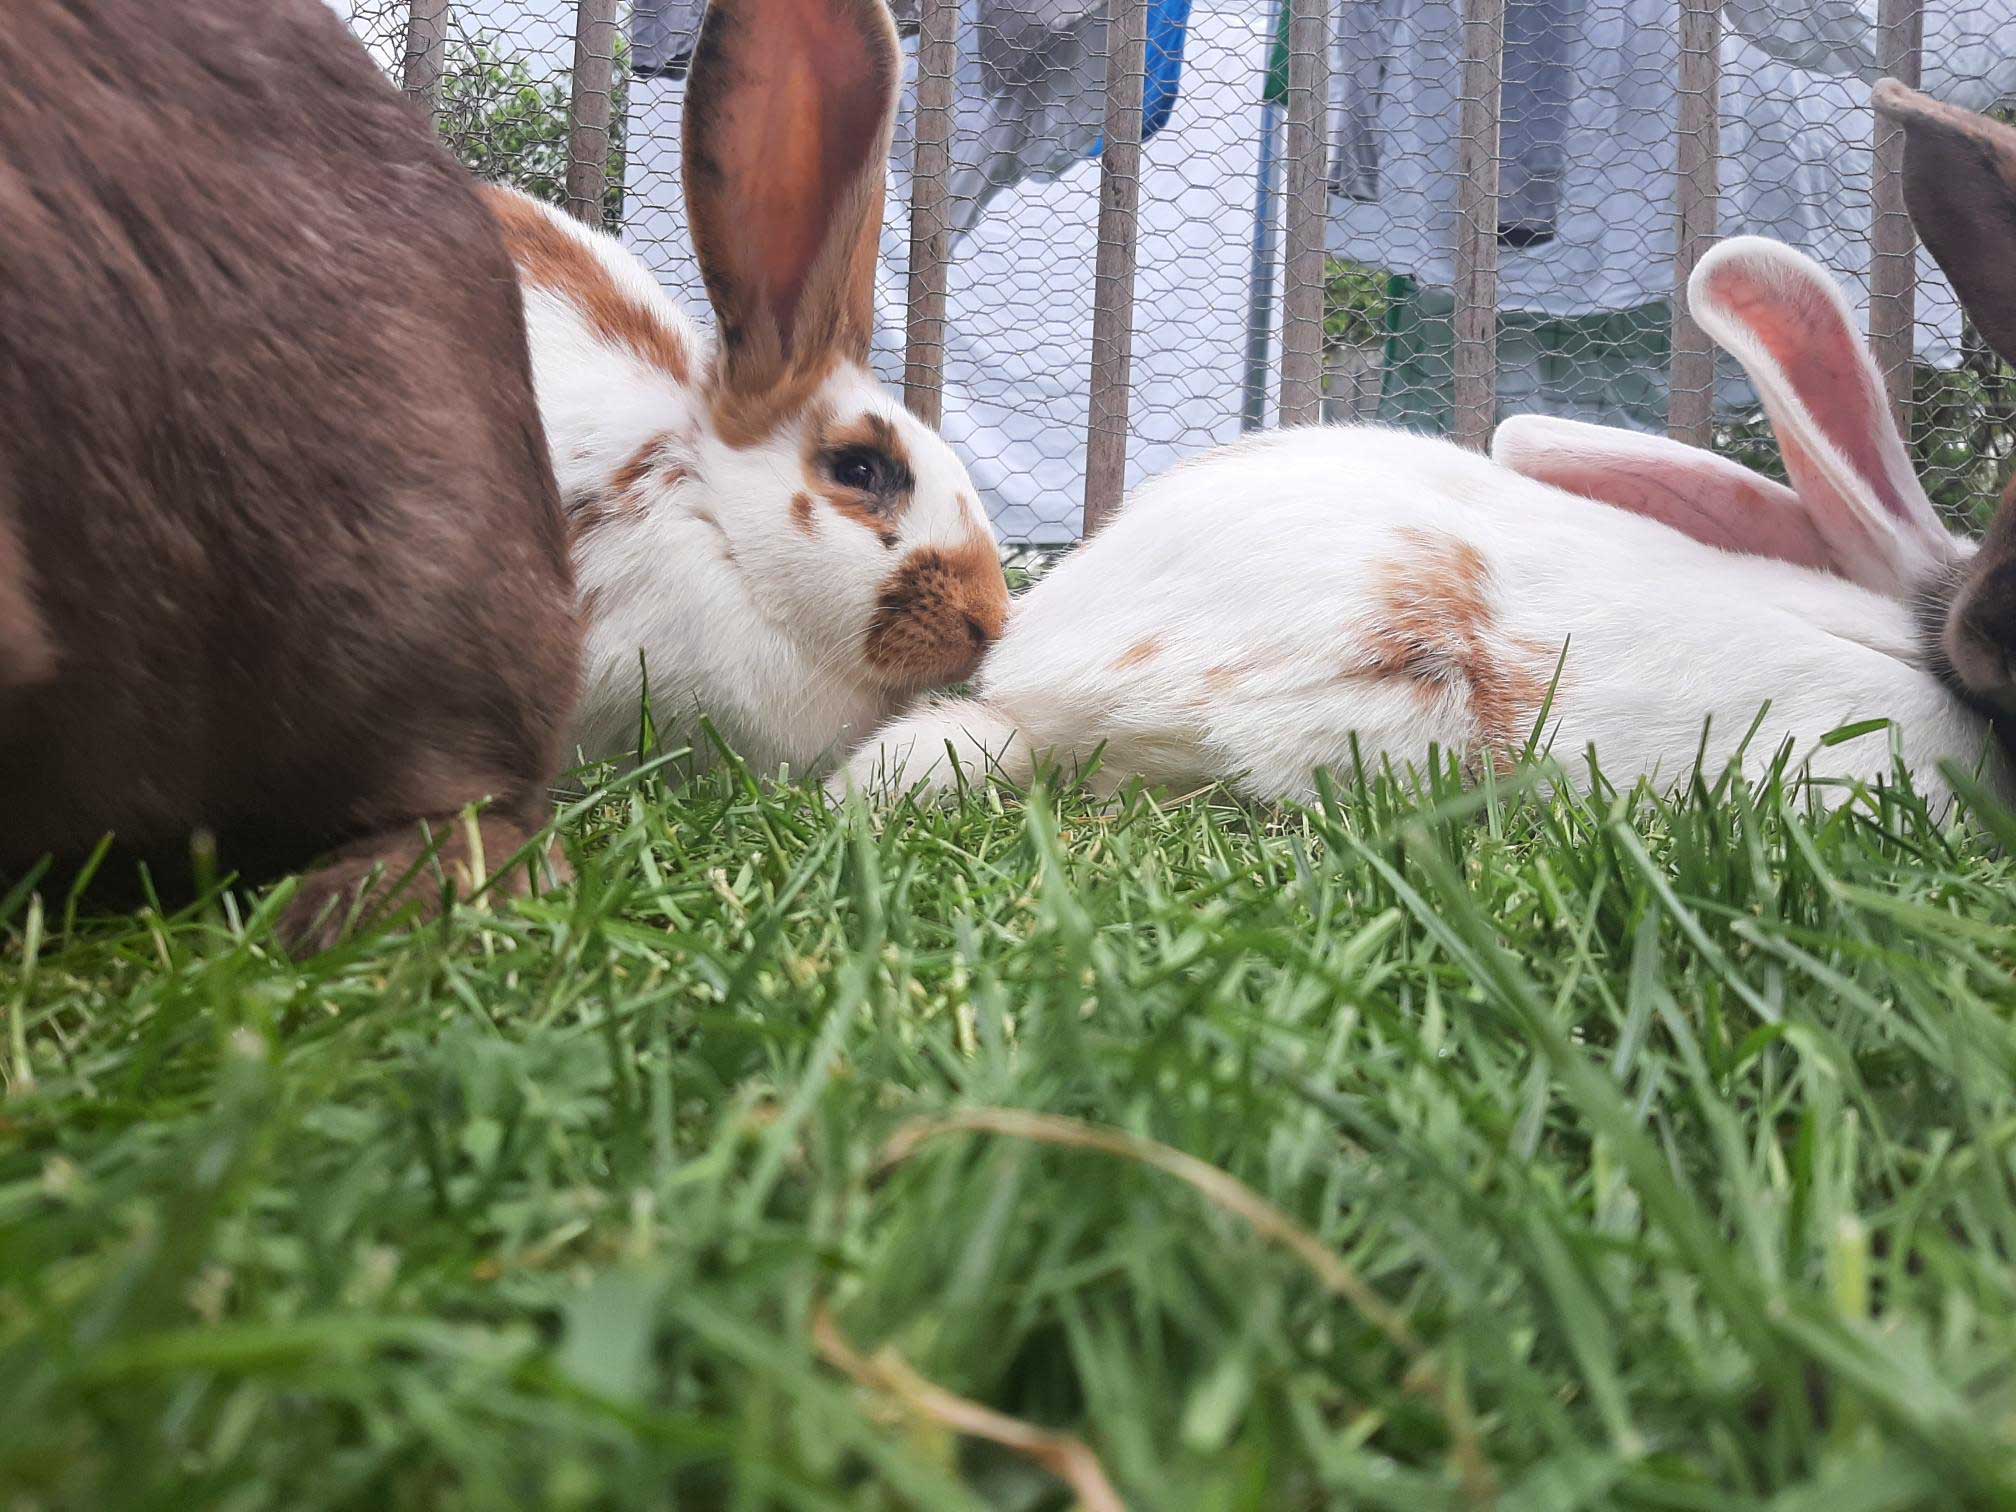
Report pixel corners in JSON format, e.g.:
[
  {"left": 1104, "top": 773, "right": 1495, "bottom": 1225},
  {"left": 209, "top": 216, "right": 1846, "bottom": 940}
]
[
  {"left": 1491, "top": 415, "right": 1835, "bottom": 571},
  {"left": 1875, "top": 80, "right": 2016, "bottom": 369},
  {"left": 1688, "top": 236, "right": 1955, "bottom": 598},
  {"left": 683, "top": 0, "right": 899, "bottom": 438}
]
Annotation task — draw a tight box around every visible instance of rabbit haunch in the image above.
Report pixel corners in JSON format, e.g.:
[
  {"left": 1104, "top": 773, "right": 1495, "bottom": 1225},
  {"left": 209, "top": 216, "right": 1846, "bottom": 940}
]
[
  {"left": 0, "top": 0, "right": 579, "bottom": 948},
  {"left": 484, "top": 0, "right": 1007, "bottom": 777},
  {"left": 838, "top": 233, "right": 2012, "bottom": 809}
]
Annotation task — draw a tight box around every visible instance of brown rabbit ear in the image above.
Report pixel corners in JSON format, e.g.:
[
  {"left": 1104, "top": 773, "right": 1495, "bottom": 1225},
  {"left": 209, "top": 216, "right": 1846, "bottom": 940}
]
[
  {"left": 683, "top": 0, "right": 899, "bottom": 439},
  {"left": 1874, "top": 80, "right": 2016, "bottom": 368}
]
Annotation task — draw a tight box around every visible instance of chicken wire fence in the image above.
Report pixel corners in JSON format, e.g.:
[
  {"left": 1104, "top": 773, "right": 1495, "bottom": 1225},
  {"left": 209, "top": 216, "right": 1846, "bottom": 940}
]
[{"left": 340, "top": 0, "right": 2016, "bottom": 549}]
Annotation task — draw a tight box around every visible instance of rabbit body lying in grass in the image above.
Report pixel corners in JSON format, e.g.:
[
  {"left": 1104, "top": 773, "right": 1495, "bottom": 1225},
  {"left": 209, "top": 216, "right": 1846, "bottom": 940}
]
[{"left": 839, "top": 203, "right": 2016, "bottom": 809}]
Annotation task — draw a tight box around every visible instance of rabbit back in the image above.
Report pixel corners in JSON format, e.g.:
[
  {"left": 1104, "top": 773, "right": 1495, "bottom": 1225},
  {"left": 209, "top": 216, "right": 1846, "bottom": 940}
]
[
  {"left": 971, "top": 428, "right": 1991, "bottom": 802},
  {"left": 0, "top": 0, "right": 578, "bottom": 892}
]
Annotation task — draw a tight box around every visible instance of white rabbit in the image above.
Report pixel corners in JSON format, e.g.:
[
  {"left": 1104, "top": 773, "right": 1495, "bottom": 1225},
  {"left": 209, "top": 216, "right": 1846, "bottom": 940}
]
[
  {"left": 482, "top": 0, "right": 1008, "bottom": 775},
  {"left": 835, "top": 235, "right": 2012, "bottom": 808}
]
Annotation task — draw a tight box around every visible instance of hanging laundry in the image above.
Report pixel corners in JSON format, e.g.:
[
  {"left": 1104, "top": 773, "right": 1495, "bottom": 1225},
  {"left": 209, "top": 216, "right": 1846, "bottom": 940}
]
[
  {"left": 888, "top": 0, "right": 1195, "bottom": 242},
  {"left": 635, "top": 0, "right": 1193, "bottom": 246},
  {"left": 630, "top": 0, "right": 921, "bottom": 75},
  {"left": 1279, "top": 0, "right": 1580, "bottom": 246}
]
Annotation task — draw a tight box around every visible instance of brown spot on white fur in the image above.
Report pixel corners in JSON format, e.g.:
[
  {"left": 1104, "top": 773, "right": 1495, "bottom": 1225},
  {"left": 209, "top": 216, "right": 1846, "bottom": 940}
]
[
  {"left": 1204, "top": 651, "right": 1272, "bottom": 692},
  {"left": 574, "top": 432, "right": 690, "bottom": 538},
  {"left": 862, "top": 534, "right": 1009, "bottom": 691},
  {"left": 484, "top": 186, "right": 694, "bottom": 385},
  {"left": 1114, "top": 636, "right": 1161, "bottom": 670},
  {"left": 791, "top": 491, "right": 816, "bottom": 536},
  {"left": 1348, "top": 527, "right": 1559, "bottom": 771},
  {"left": 712, "top": 359, "right": 841, "bottom": 451}
]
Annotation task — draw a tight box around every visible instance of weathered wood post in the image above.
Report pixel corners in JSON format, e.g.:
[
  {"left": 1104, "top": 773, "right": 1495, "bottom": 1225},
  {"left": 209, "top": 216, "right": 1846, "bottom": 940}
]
[
  {"left": 904, "top": 0, "right": 961, "bottom": 426},
  {"left": 1870, "top": 0, "right": 1926, "bottom": 428},
  {"left": 1279, "top": 0, "right": 1332, "bottom": 427},
  {"left": 1668, "top": 0, "right": 1722, "bottom": 447},
  {"left": 402, "top": 0, "right": 452, "bottom": 122},
  {"left": 1452, "top": 0, "right": 1506, "bottom": 451},
  {"left": 1082, "top": 0, "right": 1149, "bottom": 535},
  {"left": 565, "top": 0, "right": 623, "bottom": 226}
]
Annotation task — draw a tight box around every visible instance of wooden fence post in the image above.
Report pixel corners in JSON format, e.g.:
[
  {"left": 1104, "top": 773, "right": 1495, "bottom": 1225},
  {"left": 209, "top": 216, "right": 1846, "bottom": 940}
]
[
  {"left": 565, "top": 0, "right": 623, "bottom": 226},
  {"left": 1082, "top": 0, "right": 1149, "bottom": 535},
  {"left": 904, "top": 0, "right": 960, "bottom": 426},
  {"left": 1279, "top": 0, "right": 1332, "bottom": 427},
  {"left": 1668, "top": 0, "right": 1721, "bottom": 447},
  {"left": 402, "top": 0, "right": 451, "bottom": 122},
  {"left": 1452, "top": 0, "right": 1505, "bottom": 452},
  {"left": 1870, "top": 0, "right": 1926, "bottom": 428}
]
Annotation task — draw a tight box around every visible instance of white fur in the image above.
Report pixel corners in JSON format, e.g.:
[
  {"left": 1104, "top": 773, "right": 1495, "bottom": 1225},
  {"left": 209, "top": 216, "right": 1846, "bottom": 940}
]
[
  {"left": 838, "top": 240, "right": 2007, "bottom": 810},
  {"left": 493, "top": 193, "right": 999, "bottom": 777},
  {"left": 840, "top": 427, "right": 1997, "bottom": 805}
]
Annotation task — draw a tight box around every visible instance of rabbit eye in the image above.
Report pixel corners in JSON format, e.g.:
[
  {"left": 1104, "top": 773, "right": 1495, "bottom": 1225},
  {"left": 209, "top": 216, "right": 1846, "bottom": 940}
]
[
  {"left": 835, "top": 455, "right": 877, "bottom": 490},
  {"left": 827, "top": 447, "right": 896, "bottom": 497}
]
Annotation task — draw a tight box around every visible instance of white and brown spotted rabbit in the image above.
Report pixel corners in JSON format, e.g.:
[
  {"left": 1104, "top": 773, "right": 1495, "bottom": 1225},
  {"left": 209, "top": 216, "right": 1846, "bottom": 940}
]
[
  {"left": 836, "top": 224, "right": 2013, "bottom": 808},
  {"left": 484, "top": 0, "right": 1009, "bottom": 776}
]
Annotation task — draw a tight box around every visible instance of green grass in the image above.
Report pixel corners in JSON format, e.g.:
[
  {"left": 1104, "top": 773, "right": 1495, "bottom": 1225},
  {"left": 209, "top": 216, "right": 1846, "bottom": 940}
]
[{"left": 3, "top": 748, "right": 2016, "bottom": 1510}]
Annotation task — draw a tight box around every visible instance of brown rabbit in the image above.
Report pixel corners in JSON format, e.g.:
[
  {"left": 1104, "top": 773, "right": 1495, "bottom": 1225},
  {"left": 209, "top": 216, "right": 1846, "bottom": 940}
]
[
  {"left": 1875, "top": 81, "right": 2016, "bottom": 724},
  {"left": 0, "top": 0, "right": 580, "bottom": 947}
]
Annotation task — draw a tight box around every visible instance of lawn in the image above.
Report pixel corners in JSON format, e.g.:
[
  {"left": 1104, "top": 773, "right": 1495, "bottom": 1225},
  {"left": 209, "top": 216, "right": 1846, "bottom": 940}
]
[{"left": 2, "top": 748, "right": 2015, "bottom": 1509}]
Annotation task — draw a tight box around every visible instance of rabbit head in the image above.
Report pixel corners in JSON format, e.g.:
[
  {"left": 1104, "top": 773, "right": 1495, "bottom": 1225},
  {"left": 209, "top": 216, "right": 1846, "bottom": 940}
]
[
  {"left": 489, "top": 0, "right": 1007, "bottom": 773},
  {"left": 1871, "top": 81, "right": 2016, "bottom": 719}
]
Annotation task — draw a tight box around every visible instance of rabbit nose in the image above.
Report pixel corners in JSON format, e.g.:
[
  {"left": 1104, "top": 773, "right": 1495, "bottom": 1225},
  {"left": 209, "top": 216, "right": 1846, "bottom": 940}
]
[{"left": 864, "top": 537, "right": 1009, "bottom": 690}]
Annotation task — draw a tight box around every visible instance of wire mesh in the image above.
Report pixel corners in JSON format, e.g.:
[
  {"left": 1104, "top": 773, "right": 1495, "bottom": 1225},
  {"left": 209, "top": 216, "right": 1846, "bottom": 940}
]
[{"left": 337, "top": 0, "right": 2016, "bottom": 545}]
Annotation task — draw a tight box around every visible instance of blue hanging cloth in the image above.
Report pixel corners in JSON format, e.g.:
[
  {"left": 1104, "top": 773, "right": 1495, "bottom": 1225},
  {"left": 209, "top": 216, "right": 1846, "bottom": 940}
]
[{"left": 1091, "top": 0, "right": 1195, "bottom": 157}]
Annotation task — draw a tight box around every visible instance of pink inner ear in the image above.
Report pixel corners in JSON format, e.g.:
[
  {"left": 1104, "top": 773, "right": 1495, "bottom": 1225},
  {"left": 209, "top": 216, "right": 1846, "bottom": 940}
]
[
  {"left": 1698, "top": 260, "right": 1931, "bottom": 532},
  {"left": 1495, "top": 419, "right": 1834, "bottom": 571}
]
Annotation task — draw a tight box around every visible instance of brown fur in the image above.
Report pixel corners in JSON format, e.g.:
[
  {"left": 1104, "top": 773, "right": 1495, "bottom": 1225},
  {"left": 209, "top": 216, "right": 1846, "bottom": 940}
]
[
  {"left": 863, "top": 536, "right": 1010, "bottom": 691},
  {"left": 484, "top": 185, "right": 694, "bottom": 385},
  {"left": 0, "top": 0, "right": 580, "bottom": 946},
  {"left": 1114, "top": 637, "right": 1162, "bottom": 671},
  {"left": 801, "top": 408, "right": 908, "bottom": 546},
  {"left": 791, "top": 491, "right": 817, "bottom": 536},
  {"left": 684, "top": 0, "right": 898, "bottom": 445},
  {"left": 1350, "top": 528, "right": 1557, "bottom": 769},
  {"left": 0, "top": 509, "right": 52, "bottom": 688},
  {"left": 575, "top": 433, "right": 691, "bottom": 537},
  {"left": 1877, "top": 83, "right": 2016, "bottom": 727}
]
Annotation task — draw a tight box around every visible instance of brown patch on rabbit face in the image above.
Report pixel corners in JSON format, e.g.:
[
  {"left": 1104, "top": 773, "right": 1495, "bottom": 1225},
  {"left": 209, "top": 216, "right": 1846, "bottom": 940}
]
[
  {"left": 1113, "top": 637, "right": 1161, "bottom": 671},
  {"left": 712, "top": 360, "right": 839, "bottom": 451},
  {"left": 791, "top": 491, "right": 816, "bottom": 536},
  {"left": 801, "top": 407, "right": 911, "bottom": 546},
  {"left": 485, "top": 186, "right": 694, "bottom": 386},
  {"left": 863, "top": 535, "right": 1009, "bottom": 691},
  {"left": 1349, "top": 528, "right": 1556, "bottom": 766}
]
